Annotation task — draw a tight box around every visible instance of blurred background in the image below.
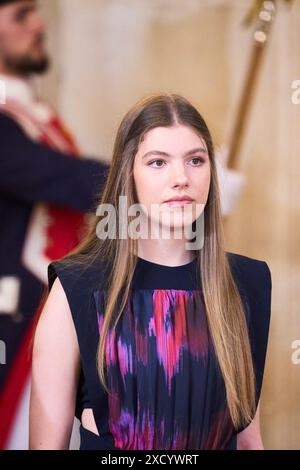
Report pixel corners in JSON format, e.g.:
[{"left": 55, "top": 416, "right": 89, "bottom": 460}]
[{"left": 1, "top": 0, "right": 300, "bottom": 450}]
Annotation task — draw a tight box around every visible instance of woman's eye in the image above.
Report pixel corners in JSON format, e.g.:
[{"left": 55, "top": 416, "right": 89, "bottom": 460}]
[
  {"left": 148, "top": 159, "right": 166, "bottom": 168},
  {"left": 189, "top": 158, "right": 204, "bottom": 166},
  {"left": 148, "top": 158, "right": 205, "bottom": 168}
]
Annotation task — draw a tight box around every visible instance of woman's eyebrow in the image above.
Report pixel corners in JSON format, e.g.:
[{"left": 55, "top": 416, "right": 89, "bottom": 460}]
[{"left": 142, "top": 148, "right": 208, "bottom": 159}]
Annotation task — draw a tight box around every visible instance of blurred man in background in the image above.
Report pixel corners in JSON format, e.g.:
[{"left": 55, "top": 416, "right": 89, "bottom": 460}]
[{"left": 0, "top": 0, "right": 109, "bottom": 448}]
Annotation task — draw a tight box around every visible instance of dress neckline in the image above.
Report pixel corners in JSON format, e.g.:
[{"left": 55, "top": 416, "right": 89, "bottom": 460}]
[{"left": 136, "top": 256, "right": 198, "bottom": 270}]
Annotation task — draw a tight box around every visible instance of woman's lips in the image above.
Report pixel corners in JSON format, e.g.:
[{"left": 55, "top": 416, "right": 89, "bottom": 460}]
[{"left": 164, "top": 200, "right": 194, "bottom": 207}]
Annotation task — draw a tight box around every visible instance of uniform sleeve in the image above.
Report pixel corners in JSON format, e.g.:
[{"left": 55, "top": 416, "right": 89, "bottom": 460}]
[{"left": 0, "top": 113, "right": 109, "bottom": 211}]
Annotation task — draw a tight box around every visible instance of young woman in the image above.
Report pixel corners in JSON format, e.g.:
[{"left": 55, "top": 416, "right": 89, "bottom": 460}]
[{"left": 29, "top": 94, "right": 272, "bottom": 450}]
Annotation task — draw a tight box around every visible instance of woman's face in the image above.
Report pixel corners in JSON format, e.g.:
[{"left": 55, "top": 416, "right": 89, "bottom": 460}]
[{"left": 133, "top": 124, "right": 211, "bottom": 233}]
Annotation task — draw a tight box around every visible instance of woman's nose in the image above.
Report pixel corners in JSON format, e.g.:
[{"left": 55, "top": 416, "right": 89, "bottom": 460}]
[{"left": 171, "top": 163, "right": 189, "bottom": 188}]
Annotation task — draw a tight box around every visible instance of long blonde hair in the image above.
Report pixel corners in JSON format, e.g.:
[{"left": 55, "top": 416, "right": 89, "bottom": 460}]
[{"left": 69, "top": 93, "right": 255, "bottom": 429}]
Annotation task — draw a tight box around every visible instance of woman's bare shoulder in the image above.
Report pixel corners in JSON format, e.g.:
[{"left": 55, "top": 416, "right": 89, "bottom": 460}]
[
  {"left": 33, "top": 276, "right": 79, "bottom": 356},
  {"left": 30, "top": 277, "right": 80, "bottom": 449}
]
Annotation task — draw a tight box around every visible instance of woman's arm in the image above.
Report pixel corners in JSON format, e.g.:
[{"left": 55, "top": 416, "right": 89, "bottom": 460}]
[
  {"left": 236, "top": 402, "right": 264, "bottom": 450},
  {"left": 29, "top": 278, "right": 81, "bottom": 450}
]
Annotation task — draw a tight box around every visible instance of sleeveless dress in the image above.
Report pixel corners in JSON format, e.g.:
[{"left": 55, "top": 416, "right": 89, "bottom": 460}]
[{"left": 47, "top": 252, "right": 272, "bottom": 450}]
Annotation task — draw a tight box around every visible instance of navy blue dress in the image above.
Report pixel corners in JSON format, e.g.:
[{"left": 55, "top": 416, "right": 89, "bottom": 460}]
[{"left": 47, "top": 252, "right": 272, "bottom": 450}]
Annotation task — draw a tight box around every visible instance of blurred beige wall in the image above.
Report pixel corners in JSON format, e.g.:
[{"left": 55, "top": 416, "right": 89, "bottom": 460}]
[
  {"left": 39, "top": 0, "right": 60, "bottom": 105},
  {"left": 40, "top": 0, "right": 300, "bottom": 450},
  {"left": 224, "top": 1, "right": 300, "bottom": 451}
]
